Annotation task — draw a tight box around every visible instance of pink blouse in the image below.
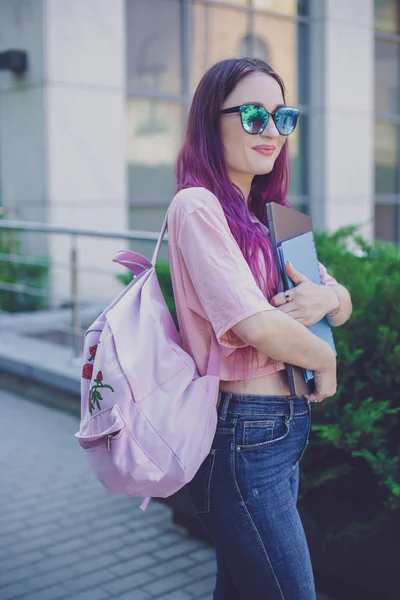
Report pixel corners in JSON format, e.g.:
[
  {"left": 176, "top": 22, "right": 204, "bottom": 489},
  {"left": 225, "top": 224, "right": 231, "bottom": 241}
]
[{"left": 167, "top": 187, "right": 337, "bottom": 382}]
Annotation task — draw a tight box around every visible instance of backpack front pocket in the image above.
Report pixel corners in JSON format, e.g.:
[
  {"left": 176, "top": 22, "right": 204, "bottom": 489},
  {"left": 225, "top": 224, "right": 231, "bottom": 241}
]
[{"left": 75, "top": 404, "right": 164, "bottom": 495}]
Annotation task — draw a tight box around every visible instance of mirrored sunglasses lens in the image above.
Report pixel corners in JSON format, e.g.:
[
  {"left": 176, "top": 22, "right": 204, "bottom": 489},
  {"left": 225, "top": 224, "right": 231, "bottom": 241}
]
[
  {"left": 274, "top": 109, "right": 299, "bottom": 135},
  {"left": 241, "top": 106, "right": 268, "bottom": 134}
]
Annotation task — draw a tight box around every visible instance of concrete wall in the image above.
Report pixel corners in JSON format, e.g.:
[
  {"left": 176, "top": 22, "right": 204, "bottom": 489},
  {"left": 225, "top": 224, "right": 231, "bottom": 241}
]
[
  {"left": 0, "top": 0, "right": 128, "bottom": 305},
  {"left": 0, "top": 0, "right": 48, "bottom": 254},
  {"left": 309, "top": 0, "right": 375, "bottom": 239}
]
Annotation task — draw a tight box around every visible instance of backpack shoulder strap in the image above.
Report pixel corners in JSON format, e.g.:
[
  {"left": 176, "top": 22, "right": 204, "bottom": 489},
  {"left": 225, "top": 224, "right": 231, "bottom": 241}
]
[{"left": 151, "top": 209, "right": 169, "bottom": 266}]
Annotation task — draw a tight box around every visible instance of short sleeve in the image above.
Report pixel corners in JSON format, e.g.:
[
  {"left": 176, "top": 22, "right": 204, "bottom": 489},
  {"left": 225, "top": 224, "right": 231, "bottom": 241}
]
[
  {"left": 178, "top": 207, "right": 275, "bottom": 348},
  {"left": 319, "top": 261, "right": 338, "bottom": 286}
]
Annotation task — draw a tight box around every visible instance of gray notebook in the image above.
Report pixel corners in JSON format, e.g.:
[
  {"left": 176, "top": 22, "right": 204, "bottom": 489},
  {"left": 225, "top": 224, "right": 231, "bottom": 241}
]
[
  {"left": 266, "top": 202, "right": 317, "bottom": 396},
  {"left": 278, "top": 232, "right": 337, "bottom": 383}
]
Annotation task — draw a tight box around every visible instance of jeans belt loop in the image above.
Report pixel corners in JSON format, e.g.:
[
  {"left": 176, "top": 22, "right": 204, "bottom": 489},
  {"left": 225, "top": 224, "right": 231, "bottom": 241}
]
[{"left": 219, "top": 392, "right": 232, "bottom": 421}]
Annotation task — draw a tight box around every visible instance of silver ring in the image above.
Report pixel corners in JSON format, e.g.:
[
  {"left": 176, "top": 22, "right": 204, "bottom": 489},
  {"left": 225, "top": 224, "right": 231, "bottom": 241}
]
[{"left": 284, "top": 290, "right": 291, "bottom": 302}]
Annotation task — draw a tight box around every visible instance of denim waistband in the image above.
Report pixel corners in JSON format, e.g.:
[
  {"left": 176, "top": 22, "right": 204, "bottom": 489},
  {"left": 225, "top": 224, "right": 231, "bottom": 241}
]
[{"left": 217, "top": 390, "right": 310, "bottom": 419}]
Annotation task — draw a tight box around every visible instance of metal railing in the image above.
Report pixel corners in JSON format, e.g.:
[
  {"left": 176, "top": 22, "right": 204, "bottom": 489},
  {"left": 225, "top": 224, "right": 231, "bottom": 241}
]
[{"left": 0, "top": 219, "right": 167, "bottom": 356}]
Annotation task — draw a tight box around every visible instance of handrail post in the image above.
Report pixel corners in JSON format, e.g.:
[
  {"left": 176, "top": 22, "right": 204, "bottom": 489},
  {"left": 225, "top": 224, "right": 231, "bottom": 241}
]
[{"left": 70, "top": 235, "right": 81, "bottom": 358}]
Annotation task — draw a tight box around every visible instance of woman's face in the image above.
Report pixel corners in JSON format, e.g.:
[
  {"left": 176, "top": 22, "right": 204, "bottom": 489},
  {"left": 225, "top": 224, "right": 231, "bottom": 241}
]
[{"left": 220, "top": 72, "right": 287, "bottom": 186}]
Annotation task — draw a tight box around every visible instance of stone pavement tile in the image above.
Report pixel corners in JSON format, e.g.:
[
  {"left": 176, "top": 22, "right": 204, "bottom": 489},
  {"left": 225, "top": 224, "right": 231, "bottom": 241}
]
[
  {"left": 84, "top": 537, "right": 124, "bottom": 559},
  {"left": 186, "top": 546, "right": 215, "bottom": 563},
  {"left": 0, "top": 582, "right": 30, "bottom": 600},
  {"left": 14, "top": 522, "right": 61, "bottom": 543},
  {"left": 152, "top": 538, "right": 204, "bottom": 561},
  {"left": 185, "top": 574, "right": 216, "bottom": 597},
  {"left": 125, "top": 524, "right": 167, "bottom": 544},
  {"left": 186, "top": 558, "right": 217, "bottom": 579},
  {"left": 116, "top": 538, "right": 161, "bottom": 561},
  {"left": 115, "top": 590, "right": 151, "bottom": 600},
  {"left": 0, "top": 550, "right": 46, "bottom": 572},
  {"left": 142, "top": 571, "right": 193, "bottom": 596},
  {"left": 18, "top": 584, "right": 69, "bottom": 600},
  {"left": 109, "top": 554, "right": 158, "bottom": 576},
  {"left": 62, "top": 569, "right": 117, "bottom": 594},
  {"left": 42, "top": 536, "right": 89, "bottom": 556},
  {"left": 69, "top": 589, "right": 110, "bottom": 600},
  {"left": 155, "top": 591, "right": 193, "bottom": 600},
  {"left": 0, "top": 563, "right": 41, "bottom": 587},
  {"left": 84, "top": 524, "right": 127, "bottom": 545},
  {"left": 147, "top": 554, "right": 195, "bottom": 578},
  {"left": 22, "top": 566, "right": 78, "bottom": 592},
  {"left": 102, "top": 571, "right": 153, "bottom": 595},
  {"left": 69, "top": 552, "right": 122, "bottom": 577}
]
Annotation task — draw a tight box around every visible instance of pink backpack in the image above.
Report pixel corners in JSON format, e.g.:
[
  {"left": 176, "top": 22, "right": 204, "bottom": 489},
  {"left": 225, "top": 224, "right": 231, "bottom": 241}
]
[{"left": 75, "top": 211, "right": 221, "bottom": 511}]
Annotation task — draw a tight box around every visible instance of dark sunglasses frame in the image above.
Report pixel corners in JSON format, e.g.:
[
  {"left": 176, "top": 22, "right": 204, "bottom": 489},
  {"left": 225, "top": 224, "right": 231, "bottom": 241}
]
[{"left": 220, "top": 103, "right": 300, "bottom": 136}]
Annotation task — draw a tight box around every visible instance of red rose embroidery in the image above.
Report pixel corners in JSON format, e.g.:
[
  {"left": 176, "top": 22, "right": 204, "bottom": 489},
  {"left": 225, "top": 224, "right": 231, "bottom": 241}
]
[
  {"left": 87, "top": 365, "right": 114, "bottom": 415},
  {"left": 82, "top": 364, "right": 93, "bottom": 380},
  {"left": 89, "top": 345, "right": 98, "bottom": 361}
]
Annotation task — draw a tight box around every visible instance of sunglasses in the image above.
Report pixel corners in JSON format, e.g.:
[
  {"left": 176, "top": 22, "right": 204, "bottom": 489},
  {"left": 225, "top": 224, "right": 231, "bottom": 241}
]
[{"left": 220, "top": 104, "right": 300, "bottom": 136}]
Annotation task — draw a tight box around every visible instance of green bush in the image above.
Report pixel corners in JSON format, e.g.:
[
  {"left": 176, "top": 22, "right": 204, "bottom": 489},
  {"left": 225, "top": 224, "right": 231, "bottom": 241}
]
[
  {"left": 117, "top": 229, "right": 400, "bottom": 542},
  {"left": 300, "top": 227, "right": 400, "bottom": 542},
  {"left": 0, "top": 217, "right": 49, "bottom": 312}
]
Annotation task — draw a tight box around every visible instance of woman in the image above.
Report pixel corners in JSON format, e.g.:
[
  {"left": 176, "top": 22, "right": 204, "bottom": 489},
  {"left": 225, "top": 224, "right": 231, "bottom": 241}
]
[{"left": 167, "top": 58, "right": 352, "bottom": 600}]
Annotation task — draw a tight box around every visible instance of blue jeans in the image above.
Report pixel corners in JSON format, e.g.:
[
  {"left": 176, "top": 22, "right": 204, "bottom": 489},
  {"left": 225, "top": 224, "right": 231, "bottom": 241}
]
[{"left": 187, "top": 391, "right": 315, "bottom": 600}]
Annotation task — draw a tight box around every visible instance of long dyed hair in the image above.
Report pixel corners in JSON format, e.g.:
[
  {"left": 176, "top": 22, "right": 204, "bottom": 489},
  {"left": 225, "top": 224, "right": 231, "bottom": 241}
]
[{"left": 176, "top": 58, "right": 292, "bottom": 378}]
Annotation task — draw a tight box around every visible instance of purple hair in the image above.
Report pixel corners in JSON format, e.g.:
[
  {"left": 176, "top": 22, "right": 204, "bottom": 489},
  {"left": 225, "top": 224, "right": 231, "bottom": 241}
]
[{"left": 176, "top": 58, "right": 292, "bottom": 381}]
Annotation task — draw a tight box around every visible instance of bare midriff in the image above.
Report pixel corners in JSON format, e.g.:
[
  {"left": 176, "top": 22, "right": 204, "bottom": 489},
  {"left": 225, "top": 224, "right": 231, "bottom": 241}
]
[{"left": 219, "top": 368, "right": 291, "bottom": 396}]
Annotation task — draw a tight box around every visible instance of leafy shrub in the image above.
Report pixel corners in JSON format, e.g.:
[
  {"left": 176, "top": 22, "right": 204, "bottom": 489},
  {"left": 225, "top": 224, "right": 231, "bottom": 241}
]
[
  {"left": 301, "top": 227, "right": 400, "bottom": 542},
  {"left": 0, "top": 217, "right": 49, "bottom": 312}
]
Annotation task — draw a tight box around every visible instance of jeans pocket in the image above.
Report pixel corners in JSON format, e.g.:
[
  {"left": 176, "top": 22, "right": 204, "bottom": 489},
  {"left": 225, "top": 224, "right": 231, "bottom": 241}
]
[
  {"left": 239, "top": 415, "right": 290, "bottom": 452},
  {"left": 187, "top": 449, "right": 216, "bottom": 514}
]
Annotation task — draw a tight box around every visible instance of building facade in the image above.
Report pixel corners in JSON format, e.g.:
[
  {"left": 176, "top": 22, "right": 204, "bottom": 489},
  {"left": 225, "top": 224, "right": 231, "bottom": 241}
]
[{"left": 0, "top": 0, "right": 398, "bottom": 303}]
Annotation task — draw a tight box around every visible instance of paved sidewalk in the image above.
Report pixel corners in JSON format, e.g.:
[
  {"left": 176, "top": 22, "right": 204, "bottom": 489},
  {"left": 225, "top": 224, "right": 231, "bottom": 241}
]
[{"left": 0, "top": 391, "right": 217, "bottom": 600}]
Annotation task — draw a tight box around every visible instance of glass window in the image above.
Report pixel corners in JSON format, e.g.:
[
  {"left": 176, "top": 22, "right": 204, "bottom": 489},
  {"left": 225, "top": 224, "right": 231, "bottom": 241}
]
[
  {"left": 297, "top": 22, "right": 309, "bottom": 105},
  {"left": 253, "top": 14, "right": 300, "bottom": 106},
  {"left": 126, "top": 0, "right": 182, "bottom": 96},
  {"left": 253, "top": 0, "right": 308, "bottom": 16},
  {"left": 289, "top": 114, "right": 308, "bottom": 197},
  {"left": 375, "top": 121, "right": 399, "bottom": 194},
  {"left": 126, "top": 100, "right": 183, "bottom": 206},
  {"left": 192, "top": 5, "right": 250, "bottom": 93},
  {"left": 375, "top": 0, "right": 400, "bottom": 35},
  {"left": 375, "top": 40, "right": 400, "bottom": 115},
  {"left": 212, "top": 0, "right": 250, "bottom": 5},
  {"left": 375, "top": 204, "right": 399, "bottom": 242}
]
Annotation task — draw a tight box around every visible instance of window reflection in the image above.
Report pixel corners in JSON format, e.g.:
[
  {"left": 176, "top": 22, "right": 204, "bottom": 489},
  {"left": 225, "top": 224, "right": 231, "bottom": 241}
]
[
  {"left": 253, "top": 0, "right": 306, "bottom": 16},
  {"left": 375, "top": 205, "right": 398, "bottom": 242},
  {"left": 375, "top": 0, "right": 400, "bottom": 35},
  {"left": 126, "top": 0, "right": 181, "bottom": 96},
  {"left": 375, "top": 40, "right": 399, "bottom": 115},
  {"left": 127, "top": 100, "right": 183, "bottom": 206},
  {"left": 192, "top": 5, "right": 250, "bottom": 93},
  {"left": 214, "top": 0, "right": 250, "bottom": 5},
  {"left": 375, "top": 122, "right": 399, "bottom": 194},
  {"left": 253, "top": 14, "right": 299, "bottom": 106}
]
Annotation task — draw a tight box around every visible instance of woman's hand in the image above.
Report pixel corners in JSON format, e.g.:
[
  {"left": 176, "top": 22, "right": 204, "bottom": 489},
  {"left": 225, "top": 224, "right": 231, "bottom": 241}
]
[{"left": 270, "top": 262, "right": 338, "bottom": 327}]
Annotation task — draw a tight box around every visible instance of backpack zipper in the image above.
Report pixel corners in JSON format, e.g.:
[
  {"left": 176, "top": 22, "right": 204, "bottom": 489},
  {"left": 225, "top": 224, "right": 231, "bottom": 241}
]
[{"left": 80, "top": 431, "right": 121, "bottom": 452}]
